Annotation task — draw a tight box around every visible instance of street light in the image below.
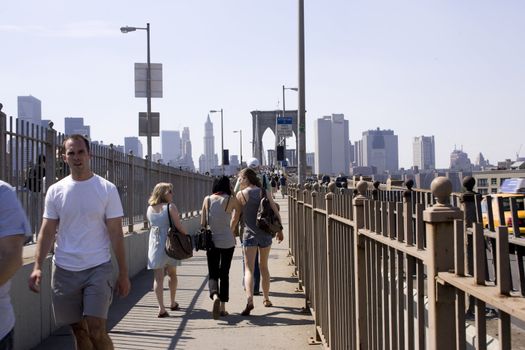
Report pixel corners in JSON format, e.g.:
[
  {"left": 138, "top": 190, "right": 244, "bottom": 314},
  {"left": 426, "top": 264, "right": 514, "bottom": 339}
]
[
  {"left": 233, "top": 130, "right": 243, "bottom": 167},
  {"left": 280, "top": 85, "right": 298, "bottom": 167},
  {"left": 120, "top": 24, "right": 152, "bottom": 164},
  {"left": 210, "top": 109, "right": 224, "bottom": 173},
  {"left": 121, "top": 23, "right": 152, "bottom": 228}
]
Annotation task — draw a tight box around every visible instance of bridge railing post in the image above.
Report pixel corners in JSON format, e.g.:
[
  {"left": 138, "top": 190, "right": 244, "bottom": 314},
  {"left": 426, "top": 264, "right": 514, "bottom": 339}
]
[
  {"left": 353, "top": 181, "right": 368, "bottom": 350},
  {"left": 424, "top": 177, "right": 462, "bottom": 350},
  {"left": 325, "top": 184, "right": 334, "bottom": 348}
]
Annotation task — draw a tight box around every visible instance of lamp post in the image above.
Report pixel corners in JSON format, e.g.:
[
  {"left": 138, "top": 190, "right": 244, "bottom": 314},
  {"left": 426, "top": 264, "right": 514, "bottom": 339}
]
[
  {"left": 120, "top": 23, "right": 152, "bottom": 165},
  {"left": 281, "top": 85, "right": 298, "bottom": 167},
  {"left": 298, "top": 0, "right": 307, "bottom": 184},
  {"left": 233, "top": 130, "right": 242, "bottom": 167},
  {"left": 121, "top": 23, "right": 152, "bottom": 228},
  {"left": 210, "top": 108, "right": 224, "bottom": 173}
]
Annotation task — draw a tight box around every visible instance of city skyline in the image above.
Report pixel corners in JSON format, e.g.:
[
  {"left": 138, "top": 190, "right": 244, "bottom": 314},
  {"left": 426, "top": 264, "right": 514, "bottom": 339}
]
[{"left": 1, "top": 1, "right": 524, "bottom": 169}]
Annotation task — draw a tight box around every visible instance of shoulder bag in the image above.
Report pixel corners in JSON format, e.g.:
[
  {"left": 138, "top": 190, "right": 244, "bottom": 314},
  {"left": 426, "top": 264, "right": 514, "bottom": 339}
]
[
  {"left": 165, "top": 203, "right": 193, "bottom": 260},
  {"left": 195, "top": 196, "right": 215, "bottom": 251}
]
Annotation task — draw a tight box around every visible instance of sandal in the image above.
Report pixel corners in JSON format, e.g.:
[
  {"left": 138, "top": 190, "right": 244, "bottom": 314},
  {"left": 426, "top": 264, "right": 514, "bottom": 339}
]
[
  {"left": 157, "top": 310, "right": 170, "bottom": 318},
  {"left": 241, "top": 303, "right": 254, "bottom": 316},
  {"left": 170, "top": 302, "right": 180, "bottom": 311},
  {"left": 263, "top": 299, "right": 273, "bottom": 307},
  {"left": 220, "top": 310, "right": 229, "bottom": 317}
]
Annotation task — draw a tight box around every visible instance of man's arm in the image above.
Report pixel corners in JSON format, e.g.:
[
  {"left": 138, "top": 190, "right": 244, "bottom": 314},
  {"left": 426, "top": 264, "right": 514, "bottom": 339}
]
[
  {"left": 0, "top": 235, "right": 25, "bottom": 286},
  {"left": 106, "top": 217, "right": 130, "bottom": 297},
  {"left": 28, "top": 218, "right": 58, "bottom": 293}
]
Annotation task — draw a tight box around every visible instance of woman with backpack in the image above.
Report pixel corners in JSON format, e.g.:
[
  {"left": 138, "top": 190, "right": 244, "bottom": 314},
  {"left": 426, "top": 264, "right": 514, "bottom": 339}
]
[
  {"left": 200, "top": 176, "right": 241, "bottom": 319},
  {"left": 236, "top": 168, "right": 283, "bottom": 315}
]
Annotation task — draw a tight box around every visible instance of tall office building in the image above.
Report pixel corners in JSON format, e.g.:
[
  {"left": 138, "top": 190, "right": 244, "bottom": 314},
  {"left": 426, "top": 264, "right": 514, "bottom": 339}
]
[
  {"left": 314, "top": 114, "right": 350, "bottom": 176},
  {"left": 450, "top": 147, "right": 472, "bottom": 171},
  {"left": 124, "top": 137, "right": 143, "bottom": 158},
  {"left": 177, "top": 127, "right": 195, "bottom": 171},
  {"left": 65, "top": 117, "right": 91, "bottom": 138},
  {"left": 15, "top": 95, "right": 43, "bottom": 170},
  {"left": 358, "top": 128, "right": 399, "bottom": 174},
  {"left": 412, "top": 135, "right": 435, "bottom": 170},
  {"left": 200, "top": 115, "right": 218, "bottom": 173},
  {"left": 161, "top": 130, "right": 181, "bottom": 165},
  {"left": 306, "top": 152, "right": 315, "bottom": 170},
  {"left": 18, "top": 95, "right": 41, "bottom": 123}
]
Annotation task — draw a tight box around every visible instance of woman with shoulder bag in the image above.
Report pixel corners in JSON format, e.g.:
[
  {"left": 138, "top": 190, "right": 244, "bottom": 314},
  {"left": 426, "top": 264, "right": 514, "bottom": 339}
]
[
  {"left": 201, "top": 176, "right": 241, "bottom": 319},
  {"left": 236, "top": 168, "right": 283, "bottom": 316},
  {"left": 147, "top": 182, "right": 188, "bottom": 318}
]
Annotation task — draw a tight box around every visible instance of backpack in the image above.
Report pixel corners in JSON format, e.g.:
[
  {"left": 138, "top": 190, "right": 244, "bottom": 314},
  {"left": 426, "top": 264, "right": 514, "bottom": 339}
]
[{"left": 256, "top": 187, "right": 282, "bottom": 237}]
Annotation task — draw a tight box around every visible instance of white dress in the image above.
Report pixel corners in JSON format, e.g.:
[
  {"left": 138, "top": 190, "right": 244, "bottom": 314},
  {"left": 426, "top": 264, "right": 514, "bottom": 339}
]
[{"left": 147, "top": 204, "right": 181, "bottom": 269}]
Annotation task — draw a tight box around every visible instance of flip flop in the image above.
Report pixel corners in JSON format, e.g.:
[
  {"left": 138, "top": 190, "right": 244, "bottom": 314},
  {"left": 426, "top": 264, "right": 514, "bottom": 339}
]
[
  {"left": 157, "top": 311, "right": 170, "bottom": 318},
  {"left": 170, "top": 303, "right": 180, "bottom": 311}
]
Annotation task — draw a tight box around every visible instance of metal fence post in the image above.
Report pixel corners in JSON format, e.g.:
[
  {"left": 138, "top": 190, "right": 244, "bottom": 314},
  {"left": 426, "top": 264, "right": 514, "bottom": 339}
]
[
  {"left": 460, "top": 176, "right": 477, "bottom": 316},
  {"left": 424, "top": 177, "right": 462, "bottom": 350},
  {"left": 127, "top": 151, "right": 135, "bottom": 233},
  {"left": 45, "top": 122, "right": 57, "bottom": 189},
  {"left": 108, "top": 144, "right": 115, "bottom": 184},
  {"left": 353, "top": 181, "right": 369, "bottom": 350},
  {"left": 0, "top": 106, "right": 6, "bottom": 181},
  {"left": 325, "top": 184, "right": 334, "bottom": 348}
]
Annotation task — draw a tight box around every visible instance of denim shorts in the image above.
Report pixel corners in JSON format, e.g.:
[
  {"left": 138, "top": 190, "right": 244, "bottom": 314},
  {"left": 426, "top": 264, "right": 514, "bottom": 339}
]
[{"left": 242, "top": 233, "right": 272, "bottom": 248}]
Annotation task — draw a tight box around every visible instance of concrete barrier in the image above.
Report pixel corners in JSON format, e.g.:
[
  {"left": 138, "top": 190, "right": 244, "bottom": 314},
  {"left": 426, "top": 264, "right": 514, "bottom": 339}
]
[{"left": 10, "top": 215, "right": 201, "bottom": 350}]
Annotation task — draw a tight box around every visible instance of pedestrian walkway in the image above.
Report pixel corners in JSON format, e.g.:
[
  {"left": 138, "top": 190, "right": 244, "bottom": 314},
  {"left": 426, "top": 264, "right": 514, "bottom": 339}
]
[{"left": 34, "top": 196, "right": 320, "bottom": 350}]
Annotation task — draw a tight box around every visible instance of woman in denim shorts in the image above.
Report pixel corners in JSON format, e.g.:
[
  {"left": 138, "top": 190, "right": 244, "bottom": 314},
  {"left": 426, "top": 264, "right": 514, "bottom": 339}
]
[{"left": 236, "top": 168, "right": 283, "bottom": 315}]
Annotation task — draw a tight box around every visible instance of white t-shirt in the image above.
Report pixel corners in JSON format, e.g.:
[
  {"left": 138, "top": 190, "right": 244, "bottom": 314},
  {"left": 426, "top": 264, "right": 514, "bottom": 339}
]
[
  {"left": 0, "top": 181, "right": 31, "bottom": 339},
  {"left": 44, "top": 174, "right": 124, "bottom": 271}
]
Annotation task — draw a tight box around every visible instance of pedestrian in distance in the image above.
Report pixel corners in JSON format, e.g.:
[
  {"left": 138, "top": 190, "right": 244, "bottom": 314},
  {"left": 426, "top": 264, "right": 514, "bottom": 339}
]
[
  {"left": 270, "top": 174, "right": 278, "bottom": 199},
  {"left": 28, "top": 134, "right": 131, "bottom": 350},
  {"left": 236, "top": 168, "right": 284, "bottom": 316},
  {"left": 0, "top": 180, "right": 32, "bottom": 350},
  {"left": 146, "top": 182, "right": 188, "bottom": 318},
  {"left": 279, "top": 174, "right": 287, "bottom": 198},
  {"left": 200, "top": 176, "right": 241, "bottom": 319}
]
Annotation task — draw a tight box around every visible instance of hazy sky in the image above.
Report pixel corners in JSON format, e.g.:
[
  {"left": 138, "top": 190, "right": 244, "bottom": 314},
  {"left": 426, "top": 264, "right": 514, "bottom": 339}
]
[{"left": 1, "top": 1, "right": 524, "bottom": 169}]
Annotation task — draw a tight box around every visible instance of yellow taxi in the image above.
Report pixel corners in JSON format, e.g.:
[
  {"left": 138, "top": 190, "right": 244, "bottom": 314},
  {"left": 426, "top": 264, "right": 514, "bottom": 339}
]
[{"left": 481, "top": 178, "right": 525, "bottom": 234}]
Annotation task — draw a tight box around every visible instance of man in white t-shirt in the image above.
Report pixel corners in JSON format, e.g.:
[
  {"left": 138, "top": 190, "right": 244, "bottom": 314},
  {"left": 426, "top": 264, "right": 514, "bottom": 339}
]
[
  {"left": 0, "top": 180, "right": 31, "bottom": 350},
  {"left": 28, "top": 134, "right": 130, "bottom": 349}
]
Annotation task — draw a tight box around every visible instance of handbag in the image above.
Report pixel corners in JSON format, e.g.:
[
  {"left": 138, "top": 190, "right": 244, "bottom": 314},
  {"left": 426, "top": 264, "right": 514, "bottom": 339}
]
[
  {"left": 165, "top": 203, "right": 193, "bottom": 260},
  {"left": 256, "top": 188, "right": 283, "bottom": 237},
  {"left": 195, "top": 196, "right": 216, "bottom": 251}
]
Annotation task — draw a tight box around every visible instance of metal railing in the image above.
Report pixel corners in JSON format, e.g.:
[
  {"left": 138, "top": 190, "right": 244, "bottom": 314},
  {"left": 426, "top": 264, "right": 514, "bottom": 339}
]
[
  {"left": 0, "top": 113, "right": 213, "bottom": 242},
  {"left": 289, "top": 178, "right": 525, "bottom": 349}
]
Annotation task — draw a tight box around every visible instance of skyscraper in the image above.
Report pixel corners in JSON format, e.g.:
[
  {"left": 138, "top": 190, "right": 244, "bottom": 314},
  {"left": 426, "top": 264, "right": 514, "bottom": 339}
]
[
  {"left": 450, "top": 147, "right": 472, "bottom": 171},
  {"left": 124, "top": 137, "right": 143, "bottom": 158},
  {"left": 314, "top": 114, "right": 350, "bottom": 176},
  {"left": 412, "top": 135, "right": 435, "bottom": 170},
  {"left": 358, "top": 128, "right": 399, "bottom": 174},
  {"left": 16, "top": 95, "right": 43, "bottom": 169},
  {"left": 65, "top": 117, "right": 91, "bottom": 138},
  {"left": 17, "top": 95, "right": 41, "bottom": 123},
  {"left": 200, "top": 115, "right": 217, "bottom": 173},
  {"left": 178, "top": 127, "right": 195, "bottom": 171},
  {"left": 161, "top": 130, "right": 181, "bottom": 165}
]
